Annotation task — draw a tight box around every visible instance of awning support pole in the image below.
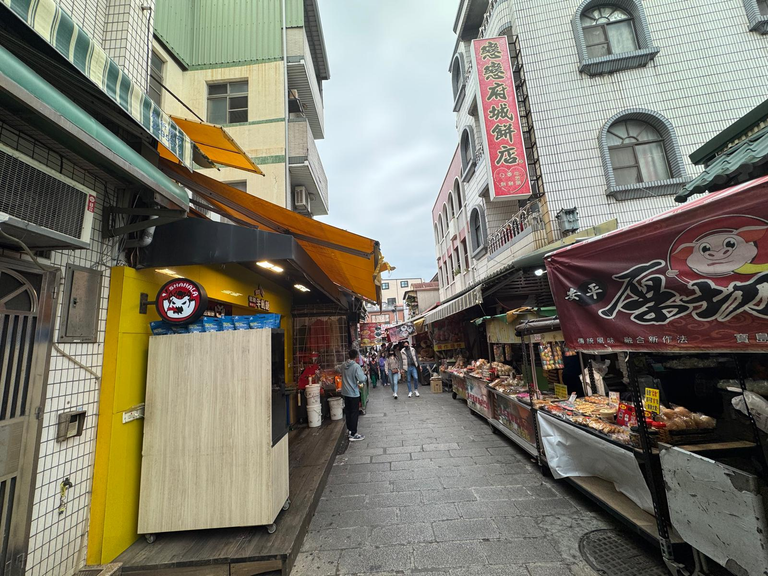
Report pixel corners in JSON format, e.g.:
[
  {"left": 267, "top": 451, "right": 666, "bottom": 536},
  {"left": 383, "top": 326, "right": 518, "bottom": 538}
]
[
  {"left": 521, "top": 340, "right": 542, "bottom": 467},
  {"left": 626, "top": 353, "right": 678, "bottom": 566},
  {"left": 732, "top": 354, "right": 768, "bottom": 479}
]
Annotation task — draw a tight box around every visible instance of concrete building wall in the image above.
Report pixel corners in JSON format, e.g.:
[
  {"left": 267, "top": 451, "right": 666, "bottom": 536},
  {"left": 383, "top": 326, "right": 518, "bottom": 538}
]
[
  {"left": 380, "top": 278, "right": 423, "bottom": 306},
  {"left": 442, "top": 0, "right": 768, "bottom": 293},
  {"left": 153, "top": 41, "right": 288, "bottom": 206}
]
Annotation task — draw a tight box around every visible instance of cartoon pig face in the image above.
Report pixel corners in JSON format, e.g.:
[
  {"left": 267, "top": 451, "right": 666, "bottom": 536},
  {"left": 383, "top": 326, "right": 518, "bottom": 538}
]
[
  {"left": 674, "top": 226, "right": 768, "bottom": 277},
  {"left": 164, "top": 289, "right": 195, "bottom": 318}
]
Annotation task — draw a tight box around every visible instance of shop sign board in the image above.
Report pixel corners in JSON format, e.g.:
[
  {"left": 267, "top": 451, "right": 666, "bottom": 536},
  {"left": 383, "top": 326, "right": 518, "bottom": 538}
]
[
  {"left": 156, "top": 278, "right": 208, "bottom": 324},
  {"left": 360, "top": 323, "right": 383, "bottom": 347},
  {"left": 645, "top": 387, "right": 660, "bottom": 415},
  {"left": 554, "top": 383, "right": 568, "bottom": 399},
  {"left": 546, "top": 176, "right": 768, "bottom": 352},
  {"left": 471, "top": 36, "right": 531, "bottom": 202},
  {"left": 388, "top": 322, "right": 415, "bottom": 343},
  {"left": 466, "top": 376, "right": 492, "bottom": 418},
  {"left": 248, "top": 286, "right": 270, "bottom": 311},
  {"left": 494, "top": 394, "right": 535, "bottom": 444}
]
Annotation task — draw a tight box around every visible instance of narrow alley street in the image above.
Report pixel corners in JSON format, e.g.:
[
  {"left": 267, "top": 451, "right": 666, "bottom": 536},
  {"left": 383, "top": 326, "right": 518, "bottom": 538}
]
[{"left": 293, "top": 386, "right": 660, "bottom": 576}]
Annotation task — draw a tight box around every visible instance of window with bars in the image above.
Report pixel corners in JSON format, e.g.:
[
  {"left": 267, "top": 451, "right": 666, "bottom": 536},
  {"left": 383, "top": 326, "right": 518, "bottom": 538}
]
[
  {"left": 149, "top": 51, "right": 164, "bottom": 106},
  {"left": 400, "top": 281, "right": 409, "bottom": 288},
  {"left": 207, "top": 81, "right": 248, "bottom": 125}
]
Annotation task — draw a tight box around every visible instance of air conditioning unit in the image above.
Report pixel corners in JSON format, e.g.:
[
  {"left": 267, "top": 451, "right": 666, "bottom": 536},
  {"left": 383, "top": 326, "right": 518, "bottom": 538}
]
[
  {"left": 0, "top": 142, "right": 95, "bottom": 249},
  {"left": 293, "top": 185, "right": 310, "bottom": 214}
]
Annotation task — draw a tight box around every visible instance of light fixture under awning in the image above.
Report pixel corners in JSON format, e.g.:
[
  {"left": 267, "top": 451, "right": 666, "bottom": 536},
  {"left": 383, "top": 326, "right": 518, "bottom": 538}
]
[
  {"left": 159, "top": 116, "right": 264, "bottom": 176},
  {"left": 159, "top": 159, "right": 381, "bottom": 302}
]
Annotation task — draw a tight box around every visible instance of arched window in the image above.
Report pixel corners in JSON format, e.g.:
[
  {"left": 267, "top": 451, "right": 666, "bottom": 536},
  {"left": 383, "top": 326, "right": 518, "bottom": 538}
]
[
  {"left": 453, "top": 179, "right": 463, "bottom": 211},
  {"left": 447, "top": 192, "right": 455, "bottom": 220},
  {"left": 442, "top": 205, "right": 449, "bottom": 235},
  {"left": 434, "top": 223, "right": 440, "bottom": 244},
  {"left": 572, "top": 0, "right": 658, "bottom": 76},
  {"left": 606, "top": 120, "right": 669, "bottom": 186},
  {"left": 451, "top": 53, "right": 466, "bottom": 110},
  {"left": 600, "top": 109, "right": 688, "bottom": 200},
  {"left": 438, "top": 214, "right": 444, "bottom": 239},
  {"left": 580, "top": 7, "right": 637, "bottom": 58},
  {"left": 744, "top": 0, "right": 768, "bottom": 33},
  {"left": 460, "top": 126, "right": 476, "bottom": 181},
  {"left": 469, "top": 206, "right": 487, "bottom": 256}
]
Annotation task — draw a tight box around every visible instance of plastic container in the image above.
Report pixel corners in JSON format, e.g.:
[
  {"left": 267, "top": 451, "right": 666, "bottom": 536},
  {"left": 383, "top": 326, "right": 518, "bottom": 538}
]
[
  {"left": 307, "top": 403, "right": 322, "bottom": 428},
  {"left": 328, "top": 397, "right": 343, "bottom": 420},
  {"left": 305, "top": 384, "right": 321, "bottom": 405}
]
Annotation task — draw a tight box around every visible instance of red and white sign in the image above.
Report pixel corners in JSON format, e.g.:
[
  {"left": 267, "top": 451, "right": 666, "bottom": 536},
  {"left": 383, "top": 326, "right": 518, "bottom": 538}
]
[
  {"left": 156, "top": 278, "right": 208, "bottom": 324},
  {"left": 546, "top": 175, "right": 768, "bottom": 352},
  {"left": 472, "top": 37, "right": 531, "bottom": 202}
]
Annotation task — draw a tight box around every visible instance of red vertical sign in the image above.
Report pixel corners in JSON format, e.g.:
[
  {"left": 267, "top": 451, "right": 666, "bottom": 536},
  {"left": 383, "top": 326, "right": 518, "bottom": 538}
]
[{"left": 472, "top": 37, "right": 531, "bottom": 201}]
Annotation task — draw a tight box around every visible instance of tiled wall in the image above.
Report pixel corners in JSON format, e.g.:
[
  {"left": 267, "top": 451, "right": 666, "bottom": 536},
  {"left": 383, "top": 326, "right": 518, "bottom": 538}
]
[
  {"left": 0, "top": 120, "right": 119, "bottom": 576},
  {"left": 17, "top": 1, "right": 153, "bottom": 573},
  {"left": 444, "top": 0, "right": 768, "bottom": 289}
]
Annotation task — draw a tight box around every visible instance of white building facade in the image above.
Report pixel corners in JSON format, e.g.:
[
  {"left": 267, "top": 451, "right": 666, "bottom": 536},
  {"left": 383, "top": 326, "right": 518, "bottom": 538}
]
[{"left": 435, "top": 0, "right": 768, "bottom": 299}]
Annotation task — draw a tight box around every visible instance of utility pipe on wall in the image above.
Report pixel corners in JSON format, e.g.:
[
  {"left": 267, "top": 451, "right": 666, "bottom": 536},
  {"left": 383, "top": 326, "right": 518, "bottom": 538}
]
[{"left": 282, "top": 0, "right": 291, "bottom": 211}]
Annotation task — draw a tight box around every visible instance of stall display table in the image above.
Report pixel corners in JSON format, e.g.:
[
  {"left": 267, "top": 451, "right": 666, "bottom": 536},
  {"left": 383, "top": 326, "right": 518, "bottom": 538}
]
[
  {"left": 488, "top": 389, "right": 537, "bottom": 457},
  {"left": 450, "top": 372, "right": 467, "bottom": 400},
  {"left": 465, "top": 374, "right": 492, "bottom": 419}
]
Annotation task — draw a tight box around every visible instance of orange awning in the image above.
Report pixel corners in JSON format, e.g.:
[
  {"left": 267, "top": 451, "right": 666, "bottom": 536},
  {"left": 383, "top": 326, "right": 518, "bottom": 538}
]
[
  {"left": 158, "top": 116, "right": 264, "bottom": 175},
  {"left": 159, "top": 159, "right": 381, "bottom": 302}
]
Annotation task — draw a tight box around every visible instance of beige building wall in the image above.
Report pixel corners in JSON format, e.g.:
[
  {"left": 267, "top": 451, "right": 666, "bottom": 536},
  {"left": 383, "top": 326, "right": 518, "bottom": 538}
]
[
  {"left": 152, "top": 41, "right": 288, "bottom": 206},
  {"left": 380, "top": 278, "right": 423, "bottom": 305}
]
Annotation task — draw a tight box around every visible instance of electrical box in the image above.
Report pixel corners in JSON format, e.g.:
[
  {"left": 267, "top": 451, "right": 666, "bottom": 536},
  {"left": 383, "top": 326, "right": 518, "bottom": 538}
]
[
  {"left": 556, "top": 207, "right": 580, "bottom": 237},
  {"left": 56, "top": 410, "right": 86, "bottom": 442},
  {"left": 59, "top": 264, "right": 102, "bottom": 342}
]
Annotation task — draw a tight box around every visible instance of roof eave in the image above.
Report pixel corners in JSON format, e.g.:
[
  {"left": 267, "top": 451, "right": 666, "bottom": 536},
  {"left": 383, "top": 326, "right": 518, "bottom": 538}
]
[{"left": 690, "top": 97, "right": 768, "bottom": 165}]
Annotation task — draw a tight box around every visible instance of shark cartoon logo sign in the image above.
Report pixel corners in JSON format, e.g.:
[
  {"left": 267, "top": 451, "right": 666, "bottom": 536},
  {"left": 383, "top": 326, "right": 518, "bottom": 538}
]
[
  {"left": 668, "top": 215, "right": 768, "bottom": 288},
  {"left": 156, "top": 278, "right": 208, "bottom": 324}
]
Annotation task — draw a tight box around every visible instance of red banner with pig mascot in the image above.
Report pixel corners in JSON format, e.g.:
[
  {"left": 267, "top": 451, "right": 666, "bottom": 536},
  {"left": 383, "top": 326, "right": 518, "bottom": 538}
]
[{"left": 545, "top": 175, "right": 768, "bottom": 352}]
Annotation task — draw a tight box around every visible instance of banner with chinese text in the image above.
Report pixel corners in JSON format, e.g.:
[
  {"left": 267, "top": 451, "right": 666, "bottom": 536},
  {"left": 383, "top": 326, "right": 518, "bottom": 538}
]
[
  {"left": 545, "top": 176, "right": 768, "bottom": 352},
  {"left": 471, "top": 37, "right": 531, "bottom": 202}
]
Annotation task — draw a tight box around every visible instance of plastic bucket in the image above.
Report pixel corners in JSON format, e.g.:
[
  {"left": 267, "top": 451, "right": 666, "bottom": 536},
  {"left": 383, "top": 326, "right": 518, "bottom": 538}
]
[
  {"left": 306, "top": 384, "right": 321, "bottom": 405},
  {"left": 329, "top": 397, "right": 343, "bottom": 421},
  {"left": 308, "top": 403, "right": 322, "bottom": 428}
]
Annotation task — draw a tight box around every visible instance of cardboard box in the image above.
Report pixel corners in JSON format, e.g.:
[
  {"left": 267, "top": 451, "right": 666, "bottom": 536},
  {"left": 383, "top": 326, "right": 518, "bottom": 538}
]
[{"left": 430, "top": 377, "right": 443, "bottom": 394}]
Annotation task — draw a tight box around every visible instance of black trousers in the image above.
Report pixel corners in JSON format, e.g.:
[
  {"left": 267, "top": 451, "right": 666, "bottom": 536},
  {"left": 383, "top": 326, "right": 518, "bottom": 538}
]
[{"left": 344, "top": 395, "right": 360, "bottom": 435}]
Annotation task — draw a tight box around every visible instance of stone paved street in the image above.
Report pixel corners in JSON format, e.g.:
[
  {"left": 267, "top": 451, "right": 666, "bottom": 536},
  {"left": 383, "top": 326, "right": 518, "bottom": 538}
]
[{"left": 293, "top": 384, "right": 637, "bottom": 576}]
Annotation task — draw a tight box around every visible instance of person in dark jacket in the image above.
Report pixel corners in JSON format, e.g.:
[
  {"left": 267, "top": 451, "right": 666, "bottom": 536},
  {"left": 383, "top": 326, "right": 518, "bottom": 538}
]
[
  {"left": 400, "top": 341, "right": 421, "bottom": 398},
  {"left": 336, "top": 349, "right": 367, "bottom": 441}
]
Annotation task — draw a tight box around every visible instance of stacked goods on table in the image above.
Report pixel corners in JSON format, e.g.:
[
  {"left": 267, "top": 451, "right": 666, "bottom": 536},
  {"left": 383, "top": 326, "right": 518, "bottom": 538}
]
[
  {"left": 150, "top": 314, "right": 281, "bottom": 335},
  {"left": 541, "top": 395, "right": 718, "bottom": 447}
]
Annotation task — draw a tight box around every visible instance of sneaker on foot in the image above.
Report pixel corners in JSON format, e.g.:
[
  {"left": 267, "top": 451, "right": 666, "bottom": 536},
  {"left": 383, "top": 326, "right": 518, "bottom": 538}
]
[
  {"left": 349, "top": 433, "right": 365, "bottom": 441},
  {"left": 408, "top": 392, "right": 412, "bottom": 398},
  {"left": 393, "top": 393, "right": 398, "bottom": 399},
  {"left": 415, "top": 390, "right": 420, "bottom": 397}
]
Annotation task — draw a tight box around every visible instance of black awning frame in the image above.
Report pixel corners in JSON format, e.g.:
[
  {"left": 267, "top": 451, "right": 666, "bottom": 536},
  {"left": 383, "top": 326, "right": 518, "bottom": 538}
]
[{"left": 139, "top": 218, "right": 345, "bottom": 307}]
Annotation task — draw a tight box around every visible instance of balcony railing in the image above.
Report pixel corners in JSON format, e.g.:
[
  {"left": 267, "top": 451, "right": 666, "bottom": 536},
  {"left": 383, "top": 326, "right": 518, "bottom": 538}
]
[
  {"left": 289, "top": 118, "right": 329, "bottom": 215},
  {"left": 287, "top": 28, "right": 325, "bottom": 139},
  {"left": 479, "top": 0, "right": 507, "bottom": 39},
  {"left": 487, "top": 201, "right": 548, "bottom": 256}
]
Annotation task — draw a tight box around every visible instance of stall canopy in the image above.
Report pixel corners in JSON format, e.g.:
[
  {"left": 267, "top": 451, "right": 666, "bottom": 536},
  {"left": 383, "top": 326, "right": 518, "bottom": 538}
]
[
  {"left": 546, "top": 175, "right": 768, "bottom": 352},
  {"left": 424, "top": 286, "right": 484, "bottom": 324},
  {"left": 160, "top": 160, "right": 381, "bottom": 303},
  {"left": 2, "top": 0, "right": 196, "bottom": 169},
  {"left": 159, "top": 116, "right": 264, "bottom": 175}
]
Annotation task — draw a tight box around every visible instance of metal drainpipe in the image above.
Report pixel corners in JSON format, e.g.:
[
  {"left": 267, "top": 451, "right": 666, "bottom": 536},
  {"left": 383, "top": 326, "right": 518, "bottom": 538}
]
[{"left": 282, "top": 0, "right": 291, "bottom": 210}]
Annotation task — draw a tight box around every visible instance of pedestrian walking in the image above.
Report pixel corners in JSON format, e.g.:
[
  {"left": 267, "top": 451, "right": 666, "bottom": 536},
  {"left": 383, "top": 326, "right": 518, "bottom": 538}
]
[
  {"left": 400, "top": 340, "right": 421, "bottom": 398},
  {"left": 379, "top": 353, "right": 388, "bottom": 386},
  {"left": 386, "top": 349, "right": 400, "bottom": 399},
  {"left": 336, "top": 349, "right": 366, "bottom": 441},
  {"left": 369, "top": 352, "right": 379, "bottom": 388}
]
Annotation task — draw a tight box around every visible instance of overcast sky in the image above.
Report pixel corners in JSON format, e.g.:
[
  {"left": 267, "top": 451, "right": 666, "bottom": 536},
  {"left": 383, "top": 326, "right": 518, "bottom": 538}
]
[{"left": 315, "top": 0, "right": 458, "bottom": 282}]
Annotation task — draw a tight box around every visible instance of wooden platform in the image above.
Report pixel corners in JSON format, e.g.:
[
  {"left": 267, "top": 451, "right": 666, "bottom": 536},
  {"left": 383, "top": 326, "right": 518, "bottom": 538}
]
[{"left": 115, "top": 420, "right": 346, "bottom": 576}]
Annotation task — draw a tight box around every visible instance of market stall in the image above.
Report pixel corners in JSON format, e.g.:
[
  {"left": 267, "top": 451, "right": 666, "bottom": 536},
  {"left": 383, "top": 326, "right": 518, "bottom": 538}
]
[{"left": 545, "top": 176, "right": 768, "bottom": 575}]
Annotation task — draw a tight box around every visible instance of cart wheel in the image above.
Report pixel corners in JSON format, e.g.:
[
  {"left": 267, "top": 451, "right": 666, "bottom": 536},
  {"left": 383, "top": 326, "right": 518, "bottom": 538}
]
[
  {"left": 452, "top": 392, "right": 457, "bottom": 400},
  {"left": 144, "top": 534, "right": 156, "bottom": 544},
  {"left": 282, "top": 498, "right": 291, "bottom": 511},
  {"left": 267, "top": 523, "right": 277, "bottom": 534}
]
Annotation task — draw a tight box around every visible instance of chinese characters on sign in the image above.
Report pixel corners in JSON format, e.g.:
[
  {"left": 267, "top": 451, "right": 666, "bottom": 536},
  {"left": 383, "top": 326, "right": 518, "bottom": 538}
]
[
  {"left": 546, "top": 186, "right": 768, "bottom": 352},
  {"left": 472, "top": 37, "right": 532, "bottom": 201}
]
